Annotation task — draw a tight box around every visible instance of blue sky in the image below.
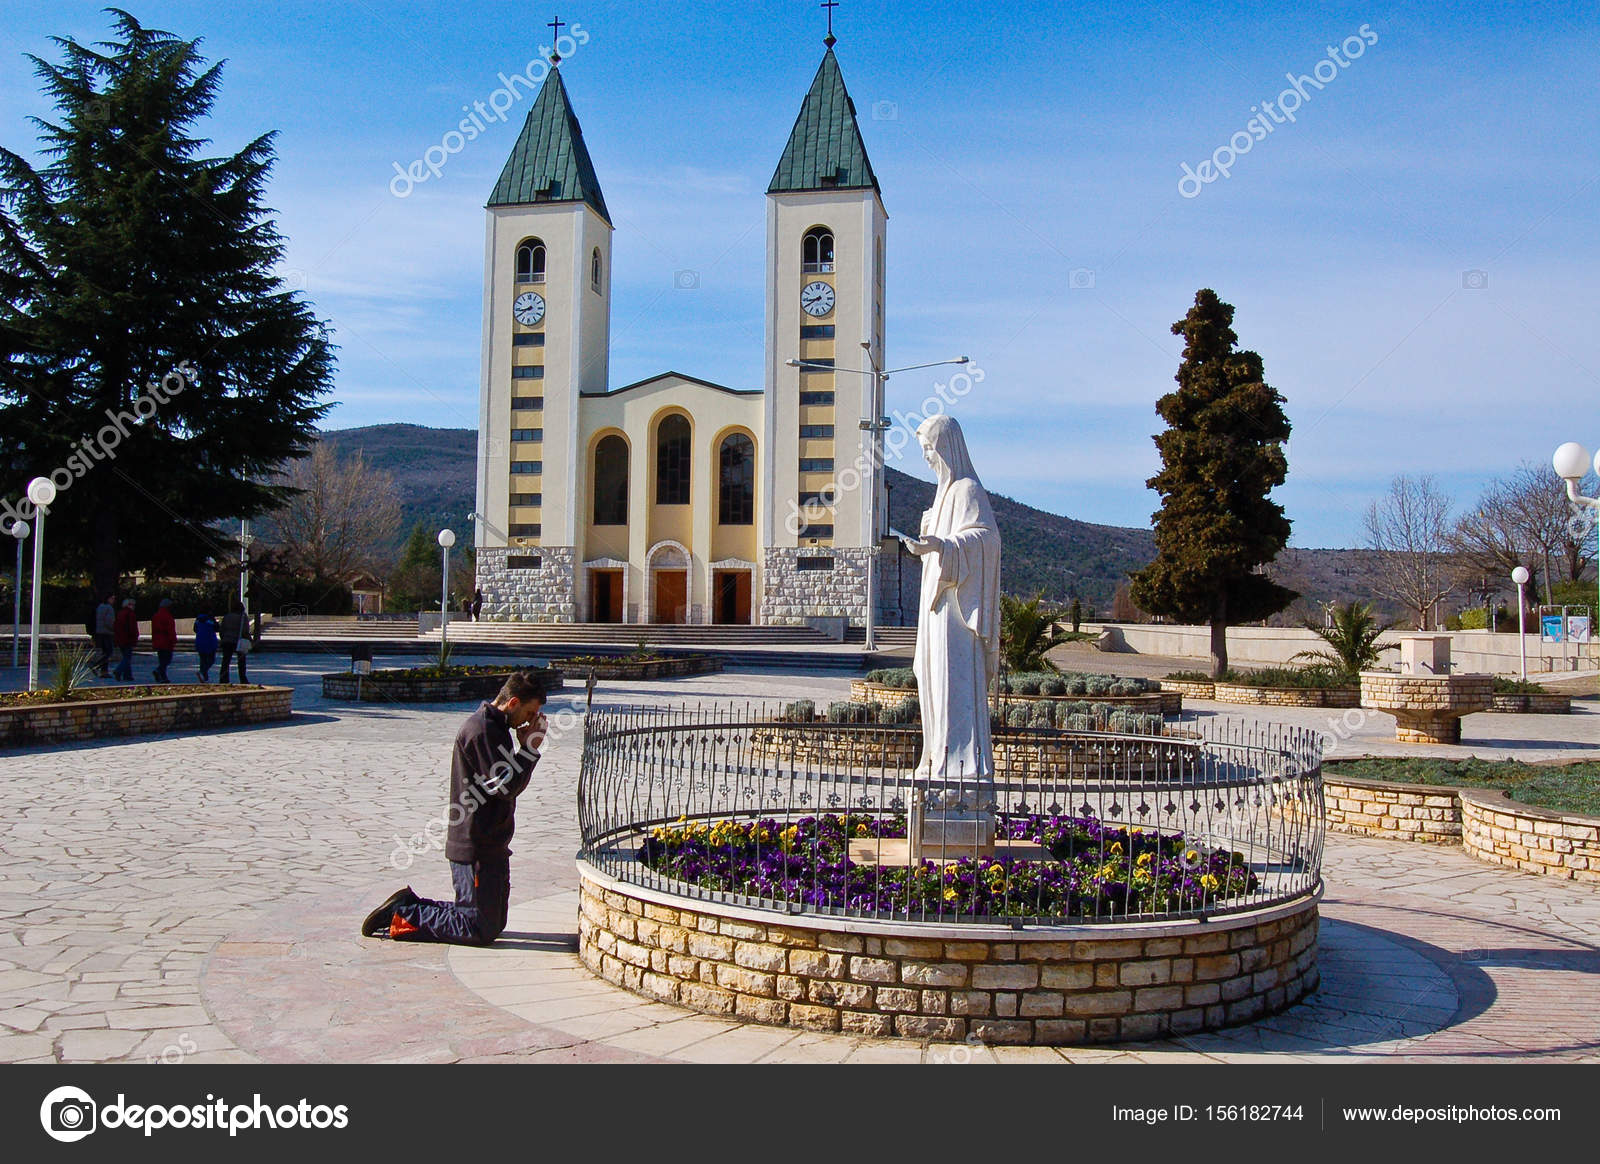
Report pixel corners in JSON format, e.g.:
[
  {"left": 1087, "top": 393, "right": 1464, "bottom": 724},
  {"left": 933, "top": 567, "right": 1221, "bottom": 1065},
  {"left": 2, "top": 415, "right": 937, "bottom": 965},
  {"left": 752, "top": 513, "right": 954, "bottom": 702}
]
[{"left": 2, "top": 1, "right": 1596, "bottom": 547}]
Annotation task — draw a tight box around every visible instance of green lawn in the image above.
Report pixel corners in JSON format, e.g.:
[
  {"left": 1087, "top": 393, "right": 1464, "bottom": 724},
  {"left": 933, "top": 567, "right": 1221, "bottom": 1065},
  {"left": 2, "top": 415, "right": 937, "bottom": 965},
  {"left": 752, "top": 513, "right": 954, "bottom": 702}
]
[{"left": 1327, "top": 757, "right": 1600, "bottom": 817}]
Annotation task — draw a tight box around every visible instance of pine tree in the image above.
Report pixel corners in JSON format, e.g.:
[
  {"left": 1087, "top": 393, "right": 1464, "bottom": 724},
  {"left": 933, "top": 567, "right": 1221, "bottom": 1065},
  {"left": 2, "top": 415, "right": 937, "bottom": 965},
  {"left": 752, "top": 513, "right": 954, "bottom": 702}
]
[
  {"left": 0, "top": 11, "right": 332, "bottom": 595},
  {"left": 1129, "top": 289, "right": 1296, "bottom": 676}
]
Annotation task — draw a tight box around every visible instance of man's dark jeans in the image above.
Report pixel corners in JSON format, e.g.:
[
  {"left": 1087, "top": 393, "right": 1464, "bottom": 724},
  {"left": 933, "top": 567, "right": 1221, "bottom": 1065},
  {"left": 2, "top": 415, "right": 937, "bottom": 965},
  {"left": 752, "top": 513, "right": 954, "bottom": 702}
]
[
  {"left": 219, "top": 644, "right": 247, "bottom": 684},
  {"left": 392, "top": 858, "right": 510, "bottom": 945},
  {"left": 94, "top": 634, "right": 113, "bottom": 676},
  {"left": 154, "top": 648, "right": 173, "bottom": 682}
]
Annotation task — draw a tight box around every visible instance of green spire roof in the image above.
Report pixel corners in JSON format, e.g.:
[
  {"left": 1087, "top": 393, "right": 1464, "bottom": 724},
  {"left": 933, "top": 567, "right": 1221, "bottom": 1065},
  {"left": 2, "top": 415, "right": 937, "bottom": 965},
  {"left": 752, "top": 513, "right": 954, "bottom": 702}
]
[
  {"left": 489, "top": 67, "right": 610, "bottom": 221},
  {"left": 768, "top": 49, "right": 880, "bottom": 196}
]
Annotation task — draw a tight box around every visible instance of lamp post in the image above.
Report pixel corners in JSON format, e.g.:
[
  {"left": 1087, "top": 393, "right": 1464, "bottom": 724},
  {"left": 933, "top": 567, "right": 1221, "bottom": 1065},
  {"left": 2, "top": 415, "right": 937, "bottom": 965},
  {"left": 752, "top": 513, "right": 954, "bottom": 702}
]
[
  {"left": 1511, "top": 565, "right": 1530, "bottom": 679},
  {"left": 787, "top": 351, "right": 969, "bottom": 651},
  {"left": 1552, "top": 442, "right": 1600, "bottom": 662},
  {"left": 438, "top": 528, "right": 456, "bottom": 653},
  {"left": 8, "top": 519, "right": 28, "bottom": 670},
  {"left": 25, "top": 477, "right": 56, "bottom": 691}
]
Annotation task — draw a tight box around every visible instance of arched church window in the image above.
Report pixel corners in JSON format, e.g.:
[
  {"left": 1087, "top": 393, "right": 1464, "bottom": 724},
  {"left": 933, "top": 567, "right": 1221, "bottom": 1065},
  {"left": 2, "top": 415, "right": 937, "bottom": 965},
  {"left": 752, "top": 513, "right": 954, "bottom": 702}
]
[
  {"left": 718, "top": 433, "right": 755, "bottom": 526},
  {"left": 591, "top": 247, "right": 602, "bottom": 291},
  {"left": 655, "top": 414, "right": 691, "bottom": 505},
  {"left": 593, "top": 435, "right": 629, "bottom": 526},
  {"left": 802, "top": 227, "right": 834, "bottom": 273},
  {"left": 516, "top": 239, "right": 545, "bottom": 283}
]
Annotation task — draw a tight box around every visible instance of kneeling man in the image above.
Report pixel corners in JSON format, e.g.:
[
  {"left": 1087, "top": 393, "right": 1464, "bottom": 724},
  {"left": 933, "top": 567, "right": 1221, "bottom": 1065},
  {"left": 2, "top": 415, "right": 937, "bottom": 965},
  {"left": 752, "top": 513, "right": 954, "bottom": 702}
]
[{"left": 363, "top": 670, "right": 548, "bottom": 944}]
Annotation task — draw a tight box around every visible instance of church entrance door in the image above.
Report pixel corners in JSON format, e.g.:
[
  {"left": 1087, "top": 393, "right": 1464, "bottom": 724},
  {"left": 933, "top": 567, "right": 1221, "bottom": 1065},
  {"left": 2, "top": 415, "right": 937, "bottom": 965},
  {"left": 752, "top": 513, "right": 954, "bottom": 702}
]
[
  {"left": 712, "top": 570, "right": 751, "bottom": 625},
  {"left": 589, "top": 569, "right": 624, "bottom": 623},
  {"left": 652, "top": 570, "right": 688, "bottom": 624}
]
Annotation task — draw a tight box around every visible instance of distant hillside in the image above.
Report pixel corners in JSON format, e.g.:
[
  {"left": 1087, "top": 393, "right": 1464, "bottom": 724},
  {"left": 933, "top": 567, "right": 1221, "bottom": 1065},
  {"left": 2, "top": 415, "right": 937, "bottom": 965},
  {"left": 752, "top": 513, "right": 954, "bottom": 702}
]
[
  {"left": 316, "top": 423, "right": 1371, "bottom": 613},
  {"left": 319, "top": 424, "right": 476, "bottom": 544}
]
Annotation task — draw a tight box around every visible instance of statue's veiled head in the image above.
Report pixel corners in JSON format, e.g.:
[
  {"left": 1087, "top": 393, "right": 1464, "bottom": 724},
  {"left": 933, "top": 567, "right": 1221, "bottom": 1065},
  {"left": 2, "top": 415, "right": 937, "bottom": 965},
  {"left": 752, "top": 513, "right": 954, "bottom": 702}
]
[{"left": 915, "top": 414, "right": 980, "bottom": 489}]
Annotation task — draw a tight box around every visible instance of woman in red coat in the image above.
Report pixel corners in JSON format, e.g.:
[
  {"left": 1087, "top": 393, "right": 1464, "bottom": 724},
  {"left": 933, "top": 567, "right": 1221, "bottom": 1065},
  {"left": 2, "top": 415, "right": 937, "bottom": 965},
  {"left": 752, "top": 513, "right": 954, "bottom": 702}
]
[
  {"left": 151, "top": 598, "right": 177, "bottom": 683},
  {"left": 112, "top": 599, "right": 139, "bottom": 682}
]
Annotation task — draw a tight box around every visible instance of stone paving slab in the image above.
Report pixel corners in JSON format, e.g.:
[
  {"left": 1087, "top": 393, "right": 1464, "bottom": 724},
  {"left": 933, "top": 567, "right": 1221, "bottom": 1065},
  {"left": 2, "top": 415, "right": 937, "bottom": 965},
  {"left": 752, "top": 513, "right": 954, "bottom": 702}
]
[{"left": 0, "top": 653, "right": 1597, "bottom": 1063}]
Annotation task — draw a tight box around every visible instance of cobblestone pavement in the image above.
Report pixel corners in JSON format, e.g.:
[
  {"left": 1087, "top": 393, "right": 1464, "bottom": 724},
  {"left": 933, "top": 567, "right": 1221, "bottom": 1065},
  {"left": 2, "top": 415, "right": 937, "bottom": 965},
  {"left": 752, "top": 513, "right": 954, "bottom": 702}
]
[{"left": 1, "top": 653, "right": 1596, "bottom": 1064}]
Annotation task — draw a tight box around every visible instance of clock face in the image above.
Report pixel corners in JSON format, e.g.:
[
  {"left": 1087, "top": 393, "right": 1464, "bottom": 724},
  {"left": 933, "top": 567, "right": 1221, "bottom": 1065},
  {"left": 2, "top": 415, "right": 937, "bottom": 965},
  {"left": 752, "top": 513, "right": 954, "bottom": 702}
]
[
  {"left": 513, "top": 291, "right": 546, "bottom": 326},
  {"left": 800, "top": 281, "right": 835, "bottom": 317}
]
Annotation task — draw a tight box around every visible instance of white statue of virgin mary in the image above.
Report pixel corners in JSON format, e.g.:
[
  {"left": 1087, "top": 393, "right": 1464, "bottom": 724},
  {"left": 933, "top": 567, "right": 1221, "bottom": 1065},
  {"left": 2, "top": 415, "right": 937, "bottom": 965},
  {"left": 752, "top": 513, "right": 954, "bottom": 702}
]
[{"left": 904, "top": 415, "right": 1001, "bottom": 791}]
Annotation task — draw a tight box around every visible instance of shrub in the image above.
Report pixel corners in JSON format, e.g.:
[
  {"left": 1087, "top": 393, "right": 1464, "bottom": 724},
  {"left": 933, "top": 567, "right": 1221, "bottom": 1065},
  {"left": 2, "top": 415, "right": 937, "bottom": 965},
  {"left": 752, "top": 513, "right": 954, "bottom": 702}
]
[
  {"left": 1013, "top": 675, "right": 1042, "bottom": 695},
  {"left": 865, "top": 667, "right": 916, "bottom": 690},
  {"left": 1006, "top": 706, "right": 1029, "bottom": 728},
  {"left": 782, "top": 699, "right": 815, "bottom": 722},
  {"left": 1111, "top": 678, "right": 1144, "bottom": 696},
  {"left": 1039, "top": 676, "right": 1066, "bottom": 696},
  {"left": 1493, "top": 676, "right": 1548, "bottom": 694},
  {"left": 879, "top": 697, "right": 919, "bottom": 724},
  {"left": 826, "top": 700, "right": 878, "bottom": 723},
  {"left": 1066, "top": 675, "right": 1088, "bottom": 695},
  {"left": 1164, "top": 670, "right": 1213, "bottom": 683}
]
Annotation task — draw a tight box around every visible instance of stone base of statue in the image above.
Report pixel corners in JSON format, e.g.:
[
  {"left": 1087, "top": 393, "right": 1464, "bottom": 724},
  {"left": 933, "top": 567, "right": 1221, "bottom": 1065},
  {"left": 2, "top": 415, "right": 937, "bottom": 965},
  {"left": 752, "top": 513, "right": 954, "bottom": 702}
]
[{"left": 909, "top": 788, "right": 996, "bottom": 861}]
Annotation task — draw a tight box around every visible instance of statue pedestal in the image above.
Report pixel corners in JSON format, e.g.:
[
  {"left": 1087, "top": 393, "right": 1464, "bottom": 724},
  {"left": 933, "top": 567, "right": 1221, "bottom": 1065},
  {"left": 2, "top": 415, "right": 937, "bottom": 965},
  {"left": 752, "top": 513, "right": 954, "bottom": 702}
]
[{"left": 909, "top": 789, "right": 996, "bottom": 862}]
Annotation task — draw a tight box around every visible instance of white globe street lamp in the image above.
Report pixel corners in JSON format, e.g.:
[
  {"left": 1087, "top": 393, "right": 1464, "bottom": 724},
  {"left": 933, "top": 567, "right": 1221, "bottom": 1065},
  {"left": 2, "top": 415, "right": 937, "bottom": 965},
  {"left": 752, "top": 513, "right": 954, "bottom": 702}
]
[
  {"left": 438, "top": 529, "right": 456, "bottom": 654},
  {"left": 1552, "top": 442, "right": 1600, "bottom": 666},
  {"left": 25, "top": 477, "right": 56, "bottom": 691},
  {"left": 8, "top": 519, "right": 29, "bottom": 670},
  {"left": 1511, "top": 565, "right": 1530, "bottom": 680}
]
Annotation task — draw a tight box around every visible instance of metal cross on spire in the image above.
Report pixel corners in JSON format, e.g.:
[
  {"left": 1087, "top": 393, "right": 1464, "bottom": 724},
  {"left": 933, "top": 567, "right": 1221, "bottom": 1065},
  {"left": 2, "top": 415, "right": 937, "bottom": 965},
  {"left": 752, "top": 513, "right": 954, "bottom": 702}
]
[
  {"left": 548, "top": 15, "right": 566, "bottom": 64},
  {"left": 821, "top": 0, "right": 839, "bottom": 48}
]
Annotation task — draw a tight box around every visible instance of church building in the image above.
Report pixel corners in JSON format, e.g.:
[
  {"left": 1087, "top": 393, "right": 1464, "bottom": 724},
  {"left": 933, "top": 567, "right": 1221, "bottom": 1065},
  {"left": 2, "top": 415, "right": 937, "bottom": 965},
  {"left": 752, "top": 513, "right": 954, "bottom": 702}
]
[{"left": 472, "top": 38, "right": 893, "bottom": 626}]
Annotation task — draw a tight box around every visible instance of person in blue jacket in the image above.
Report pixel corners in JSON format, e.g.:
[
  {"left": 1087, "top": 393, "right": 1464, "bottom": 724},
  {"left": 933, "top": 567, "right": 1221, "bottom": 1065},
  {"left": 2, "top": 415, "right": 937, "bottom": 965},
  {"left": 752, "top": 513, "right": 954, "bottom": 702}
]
[{"left": 193, "top": 609, "right": 219, "bottom": 681}]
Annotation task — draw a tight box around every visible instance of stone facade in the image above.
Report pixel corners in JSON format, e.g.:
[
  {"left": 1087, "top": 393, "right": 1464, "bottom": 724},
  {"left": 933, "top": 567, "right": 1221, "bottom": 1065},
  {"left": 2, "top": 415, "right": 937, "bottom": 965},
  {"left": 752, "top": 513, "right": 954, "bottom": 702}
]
[
  {"left": 1156, "top": 678, "right": 1215, "bottom": 700},
  {"left": 475, "top": 545, "right": 577, "bottom": 623},
  {"left": 0, "top": 686, "right": 292, "bottom": 749},
  {"left": 1359, "top": 672, "right": 1493, "bottom": 744},
  {"left": 760, "top": 546, "right": 879, "bottom": 627},
  {"left": 577, "top": 862, "right": 1319, "bottom": 1044}
]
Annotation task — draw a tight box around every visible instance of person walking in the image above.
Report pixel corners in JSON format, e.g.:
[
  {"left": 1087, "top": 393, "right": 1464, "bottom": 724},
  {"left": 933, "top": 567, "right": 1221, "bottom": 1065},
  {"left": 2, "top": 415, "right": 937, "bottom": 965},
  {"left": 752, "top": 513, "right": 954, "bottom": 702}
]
[
  {"left": 219, "top": 602, "right": 249, "bottom": 684},
  {"left": 151, "top": 598, "right": 177, "bottom": 683},
  {"left": 193, "top": 609, "right": 219, "bottom": 681},
  {"left": 93, "top": 594, "right": 116, "bottom": 677},
  {"left": 112, "top": 598, "right": 139, "bottom": 682},
  {"left": 362, "top": 671, "right": 548, "bottom": 945},
  {"left": 471, "top": 588, "right": 484, "bottom": 621}
]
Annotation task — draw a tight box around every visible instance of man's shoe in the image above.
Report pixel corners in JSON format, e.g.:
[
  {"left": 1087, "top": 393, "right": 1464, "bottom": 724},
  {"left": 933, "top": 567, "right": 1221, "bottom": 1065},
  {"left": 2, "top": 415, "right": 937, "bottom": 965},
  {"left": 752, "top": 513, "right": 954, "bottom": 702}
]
[{"left": 361, "top": 888, "right": 418, "bottom": 937}]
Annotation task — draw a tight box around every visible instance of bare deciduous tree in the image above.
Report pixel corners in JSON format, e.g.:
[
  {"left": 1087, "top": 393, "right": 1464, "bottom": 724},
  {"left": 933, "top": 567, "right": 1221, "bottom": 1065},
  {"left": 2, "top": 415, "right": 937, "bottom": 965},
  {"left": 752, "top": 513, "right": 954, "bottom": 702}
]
[
  {"left": 1363, "top": 474, "right": 1455, "bottom": 629},
  {"left": 261, "top": 444, "right": 402, "bottom": 581},
  {"left": 1451, "top": 462, "right": 1594, "bottom": 605}
]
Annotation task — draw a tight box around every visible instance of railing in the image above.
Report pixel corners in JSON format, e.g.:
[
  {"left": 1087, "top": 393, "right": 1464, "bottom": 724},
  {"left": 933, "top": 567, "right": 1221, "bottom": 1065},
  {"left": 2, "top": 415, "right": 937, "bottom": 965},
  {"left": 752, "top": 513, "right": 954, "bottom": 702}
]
[{"left": 578, "top": 704, "right": 1324, "bottom": 927}]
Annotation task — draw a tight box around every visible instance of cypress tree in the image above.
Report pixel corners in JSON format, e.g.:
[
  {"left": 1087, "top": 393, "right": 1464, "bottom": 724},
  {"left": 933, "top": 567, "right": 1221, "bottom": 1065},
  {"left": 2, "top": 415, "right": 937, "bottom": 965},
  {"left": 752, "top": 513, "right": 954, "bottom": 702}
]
[{"left": 1129, "top": 289, "right": 1296, "bottom": 676}]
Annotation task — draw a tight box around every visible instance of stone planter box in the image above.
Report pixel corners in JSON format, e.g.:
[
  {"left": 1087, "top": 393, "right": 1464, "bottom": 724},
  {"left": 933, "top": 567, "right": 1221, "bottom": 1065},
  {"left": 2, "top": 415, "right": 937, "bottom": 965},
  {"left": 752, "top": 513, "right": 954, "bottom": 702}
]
[
  {"left": 578, "top": 860, "right": 1319, "bottom": 1045},
  {"left": 559, "top": 655, "right": 722, "bottom": 681},
  {"left": 1210, "top": 682, "right": 1359, "bottom": 709},
  {"left": 849, "top": 680, "right": 1179, "bottom": 716},
  {"left": 322, "top": 668, "right": 564, "bottom": 703},
  {"left": 0, "top": 685, "right": 292, "bottom": 749},
  {"left": 1156, "top": 678, "right": 1215, "bottom": 700},
  {"left": 746, "top": 722, "right": 1198, "bottom": 780},
  {"left": 1307, "top": 767, "right": 1600, "bottom": 881},
  {"left": 1488, "top": 692, "right": 1571, "bottom": 714}
]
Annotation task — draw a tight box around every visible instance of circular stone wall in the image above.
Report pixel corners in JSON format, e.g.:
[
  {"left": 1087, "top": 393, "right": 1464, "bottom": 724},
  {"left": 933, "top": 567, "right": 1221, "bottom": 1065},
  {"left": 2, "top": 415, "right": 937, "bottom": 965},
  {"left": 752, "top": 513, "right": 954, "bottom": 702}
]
[{"left": 577, "top": 861, "right": 1319, "bottom": 1045}]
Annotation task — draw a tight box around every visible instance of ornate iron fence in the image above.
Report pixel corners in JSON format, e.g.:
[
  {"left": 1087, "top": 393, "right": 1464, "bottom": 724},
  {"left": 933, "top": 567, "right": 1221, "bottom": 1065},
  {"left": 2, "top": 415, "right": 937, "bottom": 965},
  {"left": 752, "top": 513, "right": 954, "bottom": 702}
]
[{"left": 578, "top": 703, "right": 1323, "bottom": 926}]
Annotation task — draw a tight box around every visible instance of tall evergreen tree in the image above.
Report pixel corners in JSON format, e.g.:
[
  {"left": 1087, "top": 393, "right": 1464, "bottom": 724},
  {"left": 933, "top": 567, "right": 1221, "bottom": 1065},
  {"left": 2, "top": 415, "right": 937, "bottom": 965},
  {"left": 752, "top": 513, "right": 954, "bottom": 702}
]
[
  {"left": 0, "top": 10, "right": 332, "bottom": 595},
  {"left": 1129, "top": 289, "right": 1296, "bottom": 676}
]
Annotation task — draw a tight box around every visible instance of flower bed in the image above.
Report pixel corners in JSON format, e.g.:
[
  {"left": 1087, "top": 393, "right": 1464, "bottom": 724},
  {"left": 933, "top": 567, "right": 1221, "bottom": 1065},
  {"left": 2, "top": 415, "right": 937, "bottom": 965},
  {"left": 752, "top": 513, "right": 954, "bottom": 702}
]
[
  {"left": 639, "top": 812, "right": 1258, "bottom": 919},
  {"left": 1487, "top": 692, "right": 1571, "bottom": 714},
  {"left": 321, "top": 665, "right": 564, "bottom": 702},
  {"left": 0, "top": 685, "right": 291, "bottom": 748},
  {"left": 1156, "top": 677, "right": 1215, "bottom": 700},
  {"left": 851, "top": 678, "right": 1178, "bottom": 716},
  {"left": 557, "top": 654, "right": 722, "bottom": 680}
]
